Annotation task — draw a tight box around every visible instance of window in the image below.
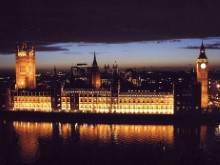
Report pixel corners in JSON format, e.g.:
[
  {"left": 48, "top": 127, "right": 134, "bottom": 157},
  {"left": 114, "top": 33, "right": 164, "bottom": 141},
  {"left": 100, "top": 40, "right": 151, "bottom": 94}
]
[{"left": 20, "top": 66, "right": 26, "bottom": 72}]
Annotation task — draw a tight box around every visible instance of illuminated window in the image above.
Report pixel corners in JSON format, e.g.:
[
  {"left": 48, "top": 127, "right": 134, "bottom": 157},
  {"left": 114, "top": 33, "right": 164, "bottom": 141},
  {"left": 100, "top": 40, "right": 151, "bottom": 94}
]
[{"left": 20, "top": 66, "right": 26, "bottom": 72}]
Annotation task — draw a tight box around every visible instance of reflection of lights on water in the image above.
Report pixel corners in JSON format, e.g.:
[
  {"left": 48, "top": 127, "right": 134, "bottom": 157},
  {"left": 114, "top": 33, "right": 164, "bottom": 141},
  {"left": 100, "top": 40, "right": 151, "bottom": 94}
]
[
  {"left": 112, "top": 125, "right": 119, "bottom": 144},
  {"left": 216, "top": 125, "right": 220, "bottom": 135},
  {"left": 75, "top": 123, "right": 78, "bottom": 131},
  {"left": 59, "top": 122, "right": 62, "bottom": 135},
  {"left": 13, "top": 121, "right": 53, "bottom": 160},
  {"left": 12, "top": 122, "right": 174, "bottom": 147},
  {"left": 79, "top": 124, "right": 174, "bottom": 145}
]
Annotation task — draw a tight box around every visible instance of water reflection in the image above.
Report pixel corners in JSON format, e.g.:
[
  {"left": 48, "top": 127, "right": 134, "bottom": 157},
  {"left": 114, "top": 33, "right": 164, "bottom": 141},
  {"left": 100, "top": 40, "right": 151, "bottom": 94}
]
[
  {"left": 79, "top": 124, "right": 174, "bottom": 145},
  {"left": 13, "top": 122, "right": 53, "bottom": 160},
  {"left": 3, "top": 121, "right": 219, "bottom": 164},
  {"left": 216, "top": 125, "right": 220, "bottom": 135},
  {"left": 57, "top": 123, "right": 72, "bottom": 140}
]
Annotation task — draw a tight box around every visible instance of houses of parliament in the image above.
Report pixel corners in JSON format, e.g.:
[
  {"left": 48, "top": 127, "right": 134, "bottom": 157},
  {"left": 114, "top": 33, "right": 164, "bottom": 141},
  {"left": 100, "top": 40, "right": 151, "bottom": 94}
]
[{"left": 2, "top": 41, "right": 210, "bottom": 114}]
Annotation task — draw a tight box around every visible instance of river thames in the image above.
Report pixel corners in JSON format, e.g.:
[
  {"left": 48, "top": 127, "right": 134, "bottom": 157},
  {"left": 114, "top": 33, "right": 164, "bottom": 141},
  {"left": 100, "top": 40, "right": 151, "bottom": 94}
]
[{"left": 0, "top": 120, "right": 220, "bottom": 164}]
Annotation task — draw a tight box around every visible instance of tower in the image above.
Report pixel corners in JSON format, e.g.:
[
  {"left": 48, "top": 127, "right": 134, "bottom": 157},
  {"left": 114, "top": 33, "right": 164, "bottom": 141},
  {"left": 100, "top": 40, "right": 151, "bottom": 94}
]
[
  {"left": 113, "top": 61, "right": 118, "bottom": 75},
  {"left": 196, "top": 42, "right": 208, "bottom": 109},
  {"left": 91, "top": 52, "right": 101, "bottom": 88},
  {"left": 15, "top": 42, "right": 36, "bottom": 90}
]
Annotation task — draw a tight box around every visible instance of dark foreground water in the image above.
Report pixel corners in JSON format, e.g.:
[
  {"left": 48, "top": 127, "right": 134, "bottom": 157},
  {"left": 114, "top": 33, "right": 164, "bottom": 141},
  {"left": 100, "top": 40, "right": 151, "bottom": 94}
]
[{"left": 0, "top": 120, "right": 220, "bottom": 165}]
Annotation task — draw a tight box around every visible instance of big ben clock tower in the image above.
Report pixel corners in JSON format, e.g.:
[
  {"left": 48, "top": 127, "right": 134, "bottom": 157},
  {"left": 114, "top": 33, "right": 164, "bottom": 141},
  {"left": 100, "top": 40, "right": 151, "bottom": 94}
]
[{"left": 196, "top": 42, "right": 208, "bottom": 109}]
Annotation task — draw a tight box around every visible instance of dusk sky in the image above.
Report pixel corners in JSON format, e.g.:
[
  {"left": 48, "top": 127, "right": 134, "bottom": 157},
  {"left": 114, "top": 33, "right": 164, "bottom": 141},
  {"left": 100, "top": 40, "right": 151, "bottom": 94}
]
[{"left": 1, "top": 0, "right": 220, "bottom": 71}]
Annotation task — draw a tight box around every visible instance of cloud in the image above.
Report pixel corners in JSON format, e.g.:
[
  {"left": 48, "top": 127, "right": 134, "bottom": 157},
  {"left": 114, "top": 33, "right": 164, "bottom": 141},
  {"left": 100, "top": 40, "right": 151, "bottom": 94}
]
[
  {"left": 0, "top": 43, "right": 69, "bottom": 55},
  {"left": 169, "top": 39, "right": 181, "bottom": 43},
  {"left": 77, "top": 43, "right": 100, "bottom": 47},
  {"left": 88, "top": 51, "right": 111, "bottom": 55},
  {"left": 64, "top": 51, "right": 83, "bottom": 55},
  {"left": 184, "top": 42, "right": 220, "bottom": 50},
  {"left": 36, "top": 45, "right": 69, "bottom": 51},
  {"left": 1, "top": 0, "right": 220, "bottom": 54}
]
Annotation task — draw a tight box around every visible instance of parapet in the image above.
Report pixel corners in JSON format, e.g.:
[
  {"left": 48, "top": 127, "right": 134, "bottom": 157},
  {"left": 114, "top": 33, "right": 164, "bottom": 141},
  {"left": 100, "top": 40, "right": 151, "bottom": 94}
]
[{"left": 16, "top": 42, "right": 35, "bottom": 57}]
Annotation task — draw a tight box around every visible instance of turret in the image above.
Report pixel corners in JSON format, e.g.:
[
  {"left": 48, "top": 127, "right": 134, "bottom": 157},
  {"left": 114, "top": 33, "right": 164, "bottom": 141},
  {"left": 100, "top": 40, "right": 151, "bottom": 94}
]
[{"left": 91, "top": 52, "right": 101, "bottom": 88}]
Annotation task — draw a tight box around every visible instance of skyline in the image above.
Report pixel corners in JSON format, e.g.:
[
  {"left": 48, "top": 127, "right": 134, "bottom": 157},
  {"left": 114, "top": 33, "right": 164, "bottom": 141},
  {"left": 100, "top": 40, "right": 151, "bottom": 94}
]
[{"left": 1, "top": 37, "right": 220, "bottom": 72}]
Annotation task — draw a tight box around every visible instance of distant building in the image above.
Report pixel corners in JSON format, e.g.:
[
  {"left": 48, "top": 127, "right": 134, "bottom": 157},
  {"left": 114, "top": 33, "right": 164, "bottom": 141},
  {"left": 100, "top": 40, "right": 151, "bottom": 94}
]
[
  {"left": 61, "top": 88, "right": 174, "bottom": 114},
  {"left": 173, "top": 70, "right": 201, "bottom": 114},
  {"left": 91, "top": 52, "right": 101, "bottom": 88},
  {"left": 51, "top": 67, "right": 62, "bottom": 111},
  {"left": 196, "top": 42, "right": 209, "bottom": 109},
  {"left": 15, "top": 42, "right": 36, "bottom": 90},
  {"left": 71, "top": 63, "right": 89, "bottom": 77},
  {"left": 0, "top": 86, "right": 12, "bottom": 111},
  {"left": 13, "top": 91, "right": 51, "bottom": 112},
  {"left": 174, "top": 82, "right": 201, "bottom": 114},
  {"left": 209, "top": 79, "right": 220, "bottom": 108},
  {"left": 117, "top": 91, "right": 174, "bottom": 114}
]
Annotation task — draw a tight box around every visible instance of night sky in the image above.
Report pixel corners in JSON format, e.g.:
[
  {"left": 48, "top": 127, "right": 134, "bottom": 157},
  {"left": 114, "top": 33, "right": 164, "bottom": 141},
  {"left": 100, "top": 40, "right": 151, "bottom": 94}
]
[{"left": 1, "top": 0, "right": 220, "bottom": 71}]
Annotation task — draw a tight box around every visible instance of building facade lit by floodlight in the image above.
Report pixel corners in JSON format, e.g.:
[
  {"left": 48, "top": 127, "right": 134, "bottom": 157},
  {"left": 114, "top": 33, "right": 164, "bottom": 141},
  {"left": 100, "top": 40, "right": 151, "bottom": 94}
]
[{"left": 15, "top": 42, "right": 36, "bottom": 90}]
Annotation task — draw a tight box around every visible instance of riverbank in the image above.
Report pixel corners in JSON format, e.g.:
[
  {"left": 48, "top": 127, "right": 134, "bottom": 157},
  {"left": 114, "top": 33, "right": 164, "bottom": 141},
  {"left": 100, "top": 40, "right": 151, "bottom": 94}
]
[{"left": 1, "top": 110, "right": 220, "bottom": 124}]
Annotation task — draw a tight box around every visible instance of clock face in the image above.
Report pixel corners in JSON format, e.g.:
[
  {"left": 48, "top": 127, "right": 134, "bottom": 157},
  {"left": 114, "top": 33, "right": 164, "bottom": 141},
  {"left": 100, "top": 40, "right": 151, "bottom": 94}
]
[{"left": 200, "top": 63, "right": 206, "bottom": 69}]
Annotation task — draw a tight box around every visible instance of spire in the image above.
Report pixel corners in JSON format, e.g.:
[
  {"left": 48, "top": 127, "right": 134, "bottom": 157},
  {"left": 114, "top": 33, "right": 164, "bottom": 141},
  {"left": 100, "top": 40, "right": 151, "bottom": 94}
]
[
  {"left": 198, "top": 41, "right": 207, "bottom": 59},
  {"left": 201, "top": 40, "right": 204, "bottom": 48},
  {"left": 92, "top": 52, "right": 98, "bottom": 68},
  {"left": 54, "top": 66, "right": 57, "bottom": 76}
]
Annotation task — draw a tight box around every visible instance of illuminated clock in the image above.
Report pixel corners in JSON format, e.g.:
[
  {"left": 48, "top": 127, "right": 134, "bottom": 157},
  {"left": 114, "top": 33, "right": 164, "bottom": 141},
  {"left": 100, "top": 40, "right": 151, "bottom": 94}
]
[{"left": 200, "top": 63, "right": 206, "bottom": 69}]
